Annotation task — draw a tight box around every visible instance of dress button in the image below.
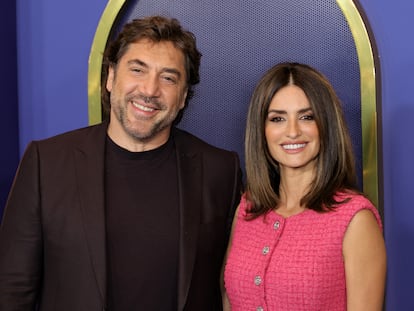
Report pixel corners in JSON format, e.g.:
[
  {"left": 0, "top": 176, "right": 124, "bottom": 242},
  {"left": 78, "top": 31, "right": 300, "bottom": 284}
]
[
  {"left": 273, "top": 221, "right": 280, "bottom": 229},
  {"left": 254, "top": 275, "right": 262, "bottom": 285},
  {"left": 262, "top": 246, "right": 270, "bottom": 255},
  {"left": 256, "top": 307, "right": 264, "bottom": 311}
]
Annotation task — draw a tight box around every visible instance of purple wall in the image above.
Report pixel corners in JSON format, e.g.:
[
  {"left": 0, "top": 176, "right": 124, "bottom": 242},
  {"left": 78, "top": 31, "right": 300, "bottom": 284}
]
[{"left": 358, "top": 1, "right": 414, "bottom": 309}]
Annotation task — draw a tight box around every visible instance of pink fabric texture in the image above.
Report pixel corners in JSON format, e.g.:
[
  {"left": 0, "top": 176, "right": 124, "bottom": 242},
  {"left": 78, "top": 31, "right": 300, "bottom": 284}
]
[{"left": 224, "top": 193, "right": 382, "bottom": 311}]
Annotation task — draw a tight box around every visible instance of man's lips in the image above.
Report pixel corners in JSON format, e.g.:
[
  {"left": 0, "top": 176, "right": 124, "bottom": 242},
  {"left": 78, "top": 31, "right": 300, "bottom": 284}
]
[{"left": 131, "top": 101, "right": 156, "bottom": 112}]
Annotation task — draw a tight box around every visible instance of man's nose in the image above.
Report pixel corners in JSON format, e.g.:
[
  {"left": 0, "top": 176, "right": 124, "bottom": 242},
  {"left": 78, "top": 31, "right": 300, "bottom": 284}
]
[{"left": 141, "top": 74, "right": 160, "bottom": 97}]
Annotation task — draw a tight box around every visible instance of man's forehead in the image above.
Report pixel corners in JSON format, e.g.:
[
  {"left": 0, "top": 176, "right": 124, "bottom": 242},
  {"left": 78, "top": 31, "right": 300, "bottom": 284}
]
[{"left": 123, "top": 39, "right": 185, "bottom": 67}]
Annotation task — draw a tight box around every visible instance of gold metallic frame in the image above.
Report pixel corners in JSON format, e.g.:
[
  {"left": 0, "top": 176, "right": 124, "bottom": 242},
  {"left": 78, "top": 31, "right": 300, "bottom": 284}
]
[{"left": 87, "top": 0, "right": 380, "bottom": 209}]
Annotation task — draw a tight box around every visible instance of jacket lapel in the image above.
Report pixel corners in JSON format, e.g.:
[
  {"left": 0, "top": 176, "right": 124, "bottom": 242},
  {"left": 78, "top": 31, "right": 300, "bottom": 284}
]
[
  {"left": 174, "top": 130, "right": 202, "bottom": 310},
  {"left": 73, "top": 123, "right": 108, "bottom": 306},
  {"left": 72, "top": 125, "right": 202, "bottom": 309}
]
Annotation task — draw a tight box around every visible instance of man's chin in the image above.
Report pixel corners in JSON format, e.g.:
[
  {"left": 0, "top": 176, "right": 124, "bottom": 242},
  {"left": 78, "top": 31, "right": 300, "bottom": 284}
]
[{"left": 127, "top": 125, "right": 169, "bottom": 143}]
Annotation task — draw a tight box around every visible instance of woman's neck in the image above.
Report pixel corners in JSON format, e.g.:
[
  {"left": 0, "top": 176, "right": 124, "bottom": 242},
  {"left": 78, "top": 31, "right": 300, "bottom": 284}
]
[{"left": 277, "top": 167, "right": 314, "bottom": 216}]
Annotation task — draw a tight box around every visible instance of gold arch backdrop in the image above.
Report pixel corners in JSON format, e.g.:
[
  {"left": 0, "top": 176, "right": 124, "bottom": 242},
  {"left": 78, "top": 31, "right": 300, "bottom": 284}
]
[{"left": 88, "top": 0, "right": 381, "bottom": 211}]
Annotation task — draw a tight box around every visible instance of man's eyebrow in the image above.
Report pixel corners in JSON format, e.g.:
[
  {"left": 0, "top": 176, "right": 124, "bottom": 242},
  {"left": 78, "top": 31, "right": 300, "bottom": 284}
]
[
  {"left": 127, "top": 59, "right": 182, "bottom": 79},
  {"left": 127, "top": 59, "right": 147, "bottom": 67},
  {"left": 162, "top": 68, "right": 182, "bottom": 79}
]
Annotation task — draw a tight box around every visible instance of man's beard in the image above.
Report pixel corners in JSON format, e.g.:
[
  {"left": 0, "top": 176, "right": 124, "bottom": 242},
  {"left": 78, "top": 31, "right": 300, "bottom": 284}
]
[{"left": 113, "top": 96, "right": 179, "bottom": 143}]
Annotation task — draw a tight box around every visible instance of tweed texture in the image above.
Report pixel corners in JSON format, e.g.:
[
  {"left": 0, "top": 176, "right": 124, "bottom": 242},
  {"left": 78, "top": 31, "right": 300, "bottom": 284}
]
[{"left": 224, "top": 193, "right": 382, "bottom": 311}]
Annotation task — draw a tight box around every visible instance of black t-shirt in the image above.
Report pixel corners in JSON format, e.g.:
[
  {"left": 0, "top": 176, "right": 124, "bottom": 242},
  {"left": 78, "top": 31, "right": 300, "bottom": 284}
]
[{"left": 105, "top": 135, "right": 179, "bottom": 310}]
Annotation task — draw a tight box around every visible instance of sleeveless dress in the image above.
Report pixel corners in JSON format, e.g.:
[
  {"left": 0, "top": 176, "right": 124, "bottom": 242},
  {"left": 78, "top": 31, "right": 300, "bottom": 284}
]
[{"left": 224, "top": 192, "right": 382, "bottom": 311}]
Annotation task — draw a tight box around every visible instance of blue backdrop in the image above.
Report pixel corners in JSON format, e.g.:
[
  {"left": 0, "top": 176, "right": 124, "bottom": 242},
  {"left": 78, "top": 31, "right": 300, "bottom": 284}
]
[
  {"left": 0, "top": 1, "right": 19, "bottom": 213},
  {"left": 1, "top": 0, "right": 413, "bottom": 309}
]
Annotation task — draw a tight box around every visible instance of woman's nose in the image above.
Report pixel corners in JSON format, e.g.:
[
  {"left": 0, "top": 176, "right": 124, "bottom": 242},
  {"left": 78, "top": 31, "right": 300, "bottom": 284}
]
[{"left": 286, "top": 120, "right": 301, "bottom": 138}]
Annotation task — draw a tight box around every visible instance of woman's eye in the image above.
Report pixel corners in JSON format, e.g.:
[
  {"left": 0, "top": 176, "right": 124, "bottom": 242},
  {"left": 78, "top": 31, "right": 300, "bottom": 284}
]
[
  {"left": 301, "top": 114, "right": 314, "bottom": 121},
  {"left": 269, "top": 116, "right": 283, "bottom": 122}
]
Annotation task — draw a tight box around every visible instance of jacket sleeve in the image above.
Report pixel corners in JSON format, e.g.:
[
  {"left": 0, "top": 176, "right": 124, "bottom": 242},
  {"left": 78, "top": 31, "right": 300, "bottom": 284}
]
[
  {"left": 0, "top": 142, "right": 42, "bottom": 310},
  {"left": 225, "top": 152, "right": 243, "bottom": 242}
]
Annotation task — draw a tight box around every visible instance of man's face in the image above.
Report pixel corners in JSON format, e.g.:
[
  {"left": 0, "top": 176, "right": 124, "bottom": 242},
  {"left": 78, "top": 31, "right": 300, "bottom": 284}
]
[{"left": 106, "top": 38, "right": 188, "bottom": 151}]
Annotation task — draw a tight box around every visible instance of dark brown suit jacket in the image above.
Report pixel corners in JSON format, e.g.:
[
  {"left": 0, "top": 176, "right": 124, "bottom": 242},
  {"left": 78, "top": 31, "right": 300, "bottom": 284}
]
[{"left": 0, "top": 122, "right": 242, "bottom": 310}]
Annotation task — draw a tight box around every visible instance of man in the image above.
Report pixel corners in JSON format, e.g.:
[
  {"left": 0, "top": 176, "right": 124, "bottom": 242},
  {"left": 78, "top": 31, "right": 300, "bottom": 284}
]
[{"left": 0, "top": 16, "right": 242, "bottom": 310}]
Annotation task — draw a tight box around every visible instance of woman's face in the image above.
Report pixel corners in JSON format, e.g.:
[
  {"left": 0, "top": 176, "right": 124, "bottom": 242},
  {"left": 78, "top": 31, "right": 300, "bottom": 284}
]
[{"left": 265, "top": 84, "right": 320, "bottom": 174}]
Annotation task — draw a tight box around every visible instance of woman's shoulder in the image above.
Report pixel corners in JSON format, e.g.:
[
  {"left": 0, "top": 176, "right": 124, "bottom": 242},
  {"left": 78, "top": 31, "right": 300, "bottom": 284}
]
[
  {"left": 334, "top": 191, "right": 375, "bottom": 211},
  {"left": 333, "top": 191, "right": 382, "bottom": 228}
]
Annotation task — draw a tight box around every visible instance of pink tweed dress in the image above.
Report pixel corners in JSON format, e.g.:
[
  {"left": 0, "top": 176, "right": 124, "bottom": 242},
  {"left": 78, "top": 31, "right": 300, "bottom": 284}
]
[{"left": 224, "top": 193, "right": 382, "bottom": 311}]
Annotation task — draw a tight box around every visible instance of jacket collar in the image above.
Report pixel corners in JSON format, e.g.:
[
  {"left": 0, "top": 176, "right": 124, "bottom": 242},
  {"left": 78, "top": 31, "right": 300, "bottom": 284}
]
[
  {"left": 173, "top": 129, "right": 202, "bottom": 310},
  {"left": 73, "top": 121, "right": 108, "bottom": 305}
]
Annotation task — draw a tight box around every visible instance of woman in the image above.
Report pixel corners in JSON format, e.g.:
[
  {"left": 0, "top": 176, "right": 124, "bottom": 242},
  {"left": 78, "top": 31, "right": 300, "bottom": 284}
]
[{"left": 223, "top": 63, "right": 386, "bottom": 311}]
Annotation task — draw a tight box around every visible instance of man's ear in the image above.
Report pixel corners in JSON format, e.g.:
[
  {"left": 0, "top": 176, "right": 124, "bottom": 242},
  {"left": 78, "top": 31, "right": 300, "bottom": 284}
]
[
  {"left": 106, "top": 66, "right": 115, "bottom": 92},
  {"left": 180, "top": 88, "right": 188, "bottom": 109}
]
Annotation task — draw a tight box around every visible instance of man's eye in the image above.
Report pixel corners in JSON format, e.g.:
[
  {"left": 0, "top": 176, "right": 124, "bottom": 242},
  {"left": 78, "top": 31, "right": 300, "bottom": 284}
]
[{"left": 162, "top": 76, "right": 177, "bottom": 84}]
